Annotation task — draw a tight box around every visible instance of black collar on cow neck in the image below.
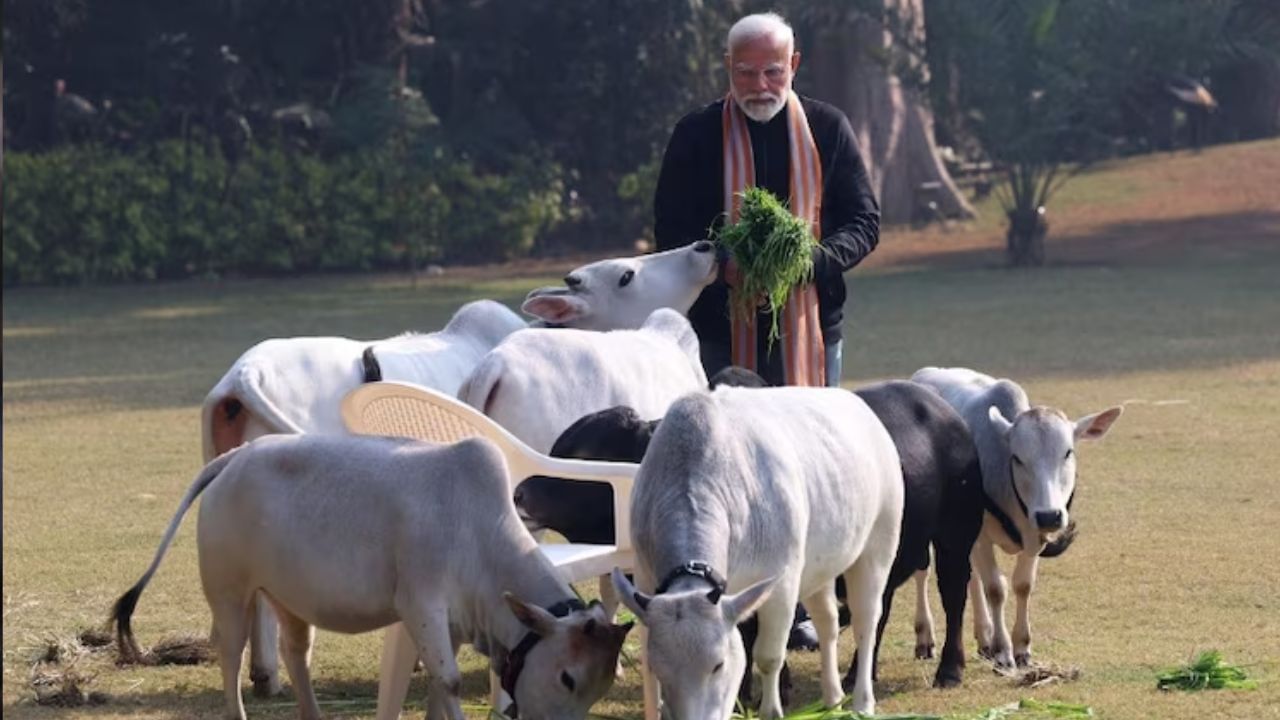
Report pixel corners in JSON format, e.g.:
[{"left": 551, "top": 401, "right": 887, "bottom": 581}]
[
  {"left": 361, "top": 346, "right": 382, "bottom": 383},
  {"left": 986, "top": 459, "right": 1077, "bottom": 554},
  {"left": 655, "top": 561, "right": 728, "bottom": 603},
  {"left": 500, "top": 597, "right": 588, "bottom": 718}
]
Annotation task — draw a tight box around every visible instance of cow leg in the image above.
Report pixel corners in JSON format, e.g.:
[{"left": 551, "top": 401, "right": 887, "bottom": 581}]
[
  {"left": 427, "top": 637, "right": 466, "bottom": 720},
  {"left": 803, "top": 584, "right": 844, "bottom": 708},
  {"left": 971, "top": 541, "right": 1014, "bottom": 670},
  {"left": 842, "top": 552, "right": 890, "bottom": 716},
  {"left": 931, "top": 541, "right": 971, "bottom": 688},
  {"left": 249, "top": 593, "right": 283, "bottom": 697},
  {"left": 399, "top": 602, "right": 465, "bottom": 720},
  {"left": 273, "top": 603, "right": 321, "bottom": 720},
  {"left": 752, "top": 590, "right": 797, "bottom": 720},
  {"left": 377, "top": 623, "right": 418, "bottom": 720},
  {"left": 914, "top": 568, "right": 937, "bottom": 659},
  {"left": 208, "top": 594, "right": 252, "bottom": 720},
  {"left": 1010, "top": 550, "right": 1039, "bottom": 667}
]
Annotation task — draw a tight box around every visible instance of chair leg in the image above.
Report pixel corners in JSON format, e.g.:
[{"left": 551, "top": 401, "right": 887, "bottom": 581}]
[{"left": 641, "top": 624, "right": 660, "bottom": 720}]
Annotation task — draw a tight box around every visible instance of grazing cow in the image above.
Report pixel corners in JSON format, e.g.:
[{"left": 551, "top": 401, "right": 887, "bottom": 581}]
[
  {"left": 911, "top": 366, "right": 1122, "bottom": 669},
  {"left": 459, "top": 309, "right": 707, "bottom": 454},
  {"left": 112, "top": 434, "right": 632, "bottom": 720},
  {"left": 612, "top": 386, "right": 904, "bottom": 718},
  {"left": 522, "top": 240, "right": 718, "bottom": 330},
  {"left": 518, "top": 376, "right": 983, "bottom": 694},
  {"left": 201, "top": 299, "right": 527, "bottom": 463}
]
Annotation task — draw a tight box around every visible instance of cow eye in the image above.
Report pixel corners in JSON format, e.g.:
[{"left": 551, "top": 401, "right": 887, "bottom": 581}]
[
  {"left": 1012, "top": 455, "right": 1024, "bottom": 467},
  {"left": 712, "top": 661, "right": 724, "bottom": 674},
  {"left": 560, "top": 671, "right": 576, "bottom": 692},
  {"left": 1064, "top": 448, "right": 1074, "bottom": 460},
  {"left": 619, "top": 269, "right": 635, "bottom": 287}
]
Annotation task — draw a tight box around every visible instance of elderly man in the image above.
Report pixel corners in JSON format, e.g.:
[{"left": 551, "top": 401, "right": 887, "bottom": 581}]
[{"left": 654, "top": 11, "right": 880, "bottom": 389}]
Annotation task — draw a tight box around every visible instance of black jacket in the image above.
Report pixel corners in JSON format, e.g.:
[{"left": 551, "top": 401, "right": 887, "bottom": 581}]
[{"left": 654, "top": 95, "right": 880, "bottom": 373}]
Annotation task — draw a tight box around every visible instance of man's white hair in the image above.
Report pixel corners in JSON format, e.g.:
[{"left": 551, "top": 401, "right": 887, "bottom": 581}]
[{"left": 727, "top": 12, "right": 794, "bottom": 54}]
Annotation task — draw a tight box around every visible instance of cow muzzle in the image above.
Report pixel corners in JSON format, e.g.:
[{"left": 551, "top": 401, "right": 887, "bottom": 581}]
[{"left": 1034, "top": 509, "right": 1066, "bottom": 532}]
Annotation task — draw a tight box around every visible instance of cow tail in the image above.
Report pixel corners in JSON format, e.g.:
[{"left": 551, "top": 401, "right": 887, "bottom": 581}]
[
  {"left": 457, "top": 355, "right": 503, "bottom": 416},
  {"left": 111, "top": 449, "right": 239, "bottom": 664}
]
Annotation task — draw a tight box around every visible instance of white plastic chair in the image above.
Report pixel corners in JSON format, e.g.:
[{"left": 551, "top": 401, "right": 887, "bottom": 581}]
[{"left": 341, "top": 380, "right": 657, "bottom": 720}]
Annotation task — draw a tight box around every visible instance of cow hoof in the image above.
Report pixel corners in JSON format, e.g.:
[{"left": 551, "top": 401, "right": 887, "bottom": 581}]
[
  {"left": 787, "top": 619, "right": 820, "bottom": 651},
  {"left": 915, "top": 642, "right": 935, "bottom": 660},
  {"left": 992, "top": 655, "right": 1016, "bottom": 674},
  {"left": 932, "top": 667, "right": 963, "bottom": 689},
  {"left": 1015, "top": 651, "right": 1032, "bottom": 668},
  {"left": 250, "top": 671, "right": 281, "bottom": 698}
]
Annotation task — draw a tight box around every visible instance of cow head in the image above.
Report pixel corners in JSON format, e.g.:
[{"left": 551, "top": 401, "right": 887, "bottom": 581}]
[
  {"left": 522, "top": 241, "right": 718, "bottom": 330},
  {"left": 503, "top": 594, "right": 633, "bottom": 720},
  {"left": 514, "top": 406, "right": 657, "bottom": 544},
  {"left": 613, "top": 569, "right": 774, "bottom": 720},
  {"left": 988, "top": 404, "right": 1123, "bottom": 541}
]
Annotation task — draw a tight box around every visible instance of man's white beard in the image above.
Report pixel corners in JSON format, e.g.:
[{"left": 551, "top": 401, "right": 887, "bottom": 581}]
[{"left": 734, "top": 92, "right": 786, "bottom": 123}]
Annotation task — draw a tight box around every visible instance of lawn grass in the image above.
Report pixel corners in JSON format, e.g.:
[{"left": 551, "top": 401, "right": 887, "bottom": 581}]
[{"left": 4, "top": 141, "right": 1279, "bottom": 719}]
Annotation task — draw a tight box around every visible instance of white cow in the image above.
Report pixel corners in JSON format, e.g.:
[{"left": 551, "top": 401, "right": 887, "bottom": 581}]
[
  {"left": 612, "top": 386, "right": 904, "bottom": 718},
  {"left": 911, "top": 367, "right": 1122, "bottom": 670},
  {"left": 113, "top": 434, "right": 633, "bottom": 720},
  {"left": 201, "top": 299, "right": 527, "bottom": 463},
  {"left": 522, "top": 240, "right": 718, "bottom": 330},
  {"left": 459, "top": 308, "right": 709, "bottom": 454}
]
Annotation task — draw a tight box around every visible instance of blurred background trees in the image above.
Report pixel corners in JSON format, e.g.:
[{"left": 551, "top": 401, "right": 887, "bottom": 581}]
[{"left": 4, "top": 0, "right": 1278, "bottom": 283}]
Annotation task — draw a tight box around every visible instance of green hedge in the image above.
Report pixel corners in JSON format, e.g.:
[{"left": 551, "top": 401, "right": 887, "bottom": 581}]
[{"left": 2, "top": 140, "right": 569, "bottom": 285}]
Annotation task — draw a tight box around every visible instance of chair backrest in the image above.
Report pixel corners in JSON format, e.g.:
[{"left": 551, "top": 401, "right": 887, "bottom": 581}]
[{"left": 342, "top": 380, "right": 637, "bottom": 552}]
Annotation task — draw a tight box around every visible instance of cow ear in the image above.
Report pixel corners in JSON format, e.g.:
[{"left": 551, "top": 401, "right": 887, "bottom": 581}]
[
  {"left": 722, "top": 576, "right": 775, "bottom": 623},
  {"left": 1075, "top": 405, "right": 1123, "bottom": 441},
  {"left": 522, "top": 292, "right": 590, "bottom": 325},
  {"left": 612, "top": 568, "right": 650, "bottom": 622},
  {"left": 988, "top": 405, "right": 1014, "bottom": 438},
  {"left": 505, "top": 592, "right": 558, "bottom": 635}
]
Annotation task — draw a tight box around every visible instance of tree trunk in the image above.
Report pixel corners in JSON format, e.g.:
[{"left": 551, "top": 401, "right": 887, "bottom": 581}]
[
  {"left": 1212, "top": 57, "right": 1280, "bottom": 142},
  {"left": 803, "top": 0, "right": 975, "bottom": 225},
  {"left": 1006, "top": 207, "right": 1048, "bottom": 267}
]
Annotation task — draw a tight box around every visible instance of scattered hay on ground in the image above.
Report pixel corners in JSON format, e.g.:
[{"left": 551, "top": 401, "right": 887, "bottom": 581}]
[
  {"left": 114, "top": 630, "right": 217, "bottom": 666},
  {"left": 27, "top": 640, "right": 111, "bottom": 708},
  {"left": 1015, "top": 663, "right": 1083, "bottom": 688},
  {"left": 77, "top": 626, "right": 113, "bottom": 648}
]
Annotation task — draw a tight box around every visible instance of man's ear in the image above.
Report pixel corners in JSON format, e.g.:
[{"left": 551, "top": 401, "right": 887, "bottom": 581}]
[{"left": 791, "top": 51, "right": 801, "bottom": 73}]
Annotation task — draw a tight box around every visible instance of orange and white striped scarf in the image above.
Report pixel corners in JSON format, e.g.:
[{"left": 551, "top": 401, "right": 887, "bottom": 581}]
[{"left": 722, "top": 89, "right": 825, "bottom": 387}]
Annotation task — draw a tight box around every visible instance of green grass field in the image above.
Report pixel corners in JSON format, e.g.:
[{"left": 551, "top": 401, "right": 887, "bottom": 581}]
[{"left": 5, "top": 142, "right": 1280, "bottom": 719}]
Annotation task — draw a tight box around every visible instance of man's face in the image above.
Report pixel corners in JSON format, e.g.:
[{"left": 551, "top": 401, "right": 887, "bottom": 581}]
[{"left": 726, "top": 33, "right": 799, "bottom": 123}]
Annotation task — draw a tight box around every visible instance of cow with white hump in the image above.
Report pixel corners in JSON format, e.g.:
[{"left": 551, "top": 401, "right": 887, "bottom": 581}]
[
  {"left": 112, "top": 434, "right": 632, "bottom": 720},
  {"left": 910, "top": 366, "right": 1122, "bottom": 670},
  {"left": 201, "top": 299, "right": 527, "bottom": 463},
  {"left": 612, "top": 385, "right": 904, "bottom": 719},
  {"left": 522, "top": 240, "right": 719, "bottom": 329},
  {"left": 459, "top": 308, "right": 708, "bottom": 454}
]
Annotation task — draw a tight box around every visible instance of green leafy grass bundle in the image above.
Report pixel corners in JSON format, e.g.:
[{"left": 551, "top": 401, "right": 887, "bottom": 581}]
[
  {"left": 715, "top": 187, "right": 818, "bottom": 343},
  {"left": 1156, "top": 650, "right": 1257, "bottom": 691}
]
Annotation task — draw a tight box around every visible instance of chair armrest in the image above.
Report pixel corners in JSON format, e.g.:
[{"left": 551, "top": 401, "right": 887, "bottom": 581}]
[{"left": 529, "top": 456, "right": 637, "bottom": 554}]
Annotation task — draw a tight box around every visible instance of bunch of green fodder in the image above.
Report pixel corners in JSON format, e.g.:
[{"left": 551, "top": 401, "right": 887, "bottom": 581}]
[
  {"left": 1156, "top": 650, "right": 1257, "bottom": 691},
  {"left": 716, "top": 187, "right": 818, "bottom": 344}
]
